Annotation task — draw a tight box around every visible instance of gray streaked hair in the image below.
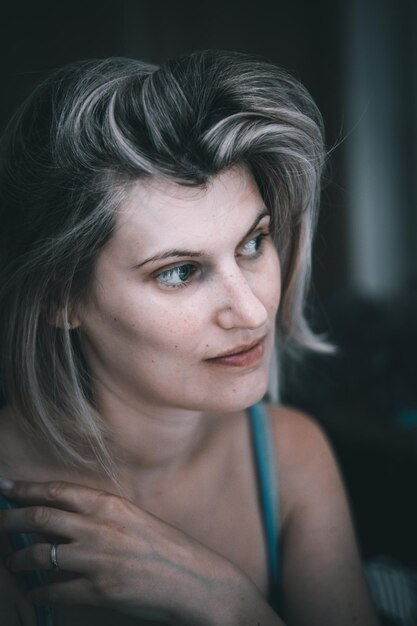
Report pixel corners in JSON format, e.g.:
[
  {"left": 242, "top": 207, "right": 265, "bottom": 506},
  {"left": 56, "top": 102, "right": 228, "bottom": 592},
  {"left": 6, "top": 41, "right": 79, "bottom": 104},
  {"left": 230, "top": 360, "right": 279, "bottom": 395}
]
[{"left": 0, "top": 50, "right": 328, "bottom": 476}]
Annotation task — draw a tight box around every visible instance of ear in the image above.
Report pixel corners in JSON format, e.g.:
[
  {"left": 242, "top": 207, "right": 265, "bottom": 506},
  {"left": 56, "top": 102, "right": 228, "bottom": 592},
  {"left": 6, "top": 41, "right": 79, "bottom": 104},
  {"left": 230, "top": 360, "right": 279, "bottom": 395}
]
[
  {"left": 58, "top": 311, "right": 82, "bottom": 330},
  {"left": 43, "top": 303, "right": 81, "bottom": 330},
  {"left": 62, "top": 316, "right": 81, "bottom": 330}
]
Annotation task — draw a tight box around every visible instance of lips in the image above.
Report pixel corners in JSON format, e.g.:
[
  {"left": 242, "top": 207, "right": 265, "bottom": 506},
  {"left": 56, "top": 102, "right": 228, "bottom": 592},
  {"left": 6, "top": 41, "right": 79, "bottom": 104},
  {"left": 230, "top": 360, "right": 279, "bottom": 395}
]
[
  {"left": 211, "top": 337, "right": 265, "bottom": 359},
  {"left": 206, "top": 337, "right": 266, "bottom": 368}
]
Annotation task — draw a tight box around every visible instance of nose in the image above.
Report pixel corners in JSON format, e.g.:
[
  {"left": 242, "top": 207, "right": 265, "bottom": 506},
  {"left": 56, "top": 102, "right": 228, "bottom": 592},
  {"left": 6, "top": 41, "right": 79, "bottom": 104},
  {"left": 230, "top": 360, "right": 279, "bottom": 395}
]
[{"left": 215, "top": 267, "right": 268, "bottom": 330}]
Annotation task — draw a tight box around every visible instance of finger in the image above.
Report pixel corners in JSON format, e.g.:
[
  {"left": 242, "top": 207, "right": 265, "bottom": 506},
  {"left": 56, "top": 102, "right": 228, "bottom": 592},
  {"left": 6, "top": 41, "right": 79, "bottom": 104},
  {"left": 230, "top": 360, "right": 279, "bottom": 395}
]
[
  {"left": 29, "top": 577, "right": 96, "bottom": 606},
  {"left": 8, "top": 542, "right": 90, "bottom": 575},
  {"left": 0, "top": 479, "right": 113, "bottom": 515},
  {"left": 0, "top": 505, "right": 87, "bottom": 539}
]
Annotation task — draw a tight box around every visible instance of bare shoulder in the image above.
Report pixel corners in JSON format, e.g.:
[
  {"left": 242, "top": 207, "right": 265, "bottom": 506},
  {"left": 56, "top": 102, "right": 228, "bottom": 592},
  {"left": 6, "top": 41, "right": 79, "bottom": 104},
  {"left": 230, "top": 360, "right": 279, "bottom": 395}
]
[
  {"left": 265, "top": 406, "right": 379, "bottom": 626},
  {"left": 266, "top": 404, "right": 336, "bottom": 474},
  {"left": 264, "top": 405, "right": 344, "bottom": 525}
]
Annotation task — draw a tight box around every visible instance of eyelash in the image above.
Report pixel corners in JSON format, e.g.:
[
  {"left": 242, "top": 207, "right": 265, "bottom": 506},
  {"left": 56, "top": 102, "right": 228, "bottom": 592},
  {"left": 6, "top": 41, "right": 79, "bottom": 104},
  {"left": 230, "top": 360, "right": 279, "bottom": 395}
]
[
  {"left": 155, "top": 232, "right": 270, "bottom": 290},
  {"left": 156, "top": 264, "right": 198, "bottom": 289}
]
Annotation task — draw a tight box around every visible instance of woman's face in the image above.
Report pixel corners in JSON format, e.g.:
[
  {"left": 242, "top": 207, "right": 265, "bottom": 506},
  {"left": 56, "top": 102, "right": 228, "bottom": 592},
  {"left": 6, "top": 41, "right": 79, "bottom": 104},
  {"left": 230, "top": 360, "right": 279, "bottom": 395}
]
[{"left": 78, "top": 166, "right": 281, "bottom": 415}]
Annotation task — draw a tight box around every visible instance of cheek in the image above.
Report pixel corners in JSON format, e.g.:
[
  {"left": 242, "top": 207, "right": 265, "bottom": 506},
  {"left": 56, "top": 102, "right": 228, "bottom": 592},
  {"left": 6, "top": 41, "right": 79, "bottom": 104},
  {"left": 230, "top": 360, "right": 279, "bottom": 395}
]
[
  {"left": 85, "top": 274, "right": 198, "bottom": 342},
  {"left": 148, "top": 311, "right": 202, "bottom": 351},
  {"left": 114, "top": 299, "right": 205, "bottom": 357}
]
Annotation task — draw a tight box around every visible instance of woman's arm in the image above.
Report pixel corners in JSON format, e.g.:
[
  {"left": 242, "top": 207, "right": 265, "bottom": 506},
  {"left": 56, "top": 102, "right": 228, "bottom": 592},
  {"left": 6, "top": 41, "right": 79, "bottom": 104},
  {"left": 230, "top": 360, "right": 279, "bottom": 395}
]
[
  {"left": 0, "top": 411, "right": 380, "bottom": 626},
  {"left": 0, "top": 479, "right": 286, "bottom": 626},
  {"left": 273, "top": 407, "right": 379, "bottom": 626}
]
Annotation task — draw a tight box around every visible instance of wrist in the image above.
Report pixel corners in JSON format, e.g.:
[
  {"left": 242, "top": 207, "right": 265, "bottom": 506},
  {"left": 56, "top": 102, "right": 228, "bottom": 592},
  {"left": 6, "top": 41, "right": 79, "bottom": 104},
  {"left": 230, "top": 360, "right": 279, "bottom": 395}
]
[
  {"left": 179, "top": 560, "right": 283, "bottom": 626},
  {"left": 168, "top": 557, "right": 246, "bottom": 626}
]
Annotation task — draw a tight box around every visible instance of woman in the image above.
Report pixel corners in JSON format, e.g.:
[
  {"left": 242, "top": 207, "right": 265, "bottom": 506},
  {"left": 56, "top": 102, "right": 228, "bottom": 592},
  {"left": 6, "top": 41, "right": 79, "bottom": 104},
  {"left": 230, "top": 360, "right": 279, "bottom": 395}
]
[{"left": 0, "top": 51, "right": 379, "bottom": 625}]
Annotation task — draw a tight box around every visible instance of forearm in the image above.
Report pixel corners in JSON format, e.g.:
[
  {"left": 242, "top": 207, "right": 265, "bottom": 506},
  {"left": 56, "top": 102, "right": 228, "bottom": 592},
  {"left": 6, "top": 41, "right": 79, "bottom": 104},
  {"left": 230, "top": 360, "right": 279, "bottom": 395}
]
[{"left": 182, "top": 562, "right": 285, "bottom": 626}]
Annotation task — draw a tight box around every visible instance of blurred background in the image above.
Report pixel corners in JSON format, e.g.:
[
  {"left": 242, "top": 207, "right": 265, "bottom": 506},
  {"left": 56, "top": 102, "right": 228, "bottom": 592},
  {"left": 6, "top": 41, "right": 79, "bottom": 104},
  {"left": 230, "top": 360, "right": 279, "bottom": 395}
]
[{"left": 1, "top": 1, "right": 416, "bottom": 622}]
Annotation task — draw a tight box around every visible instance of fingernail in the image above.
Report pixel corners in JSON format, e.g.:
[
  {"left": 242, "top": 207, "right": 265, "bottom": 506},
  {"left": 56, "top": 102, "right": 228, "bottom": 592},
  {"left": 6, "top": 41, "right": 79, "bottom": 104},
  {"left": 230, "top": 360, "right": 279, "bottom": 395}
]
[{"left": 0, "top": 477, "right": 14, "bottom": 490}]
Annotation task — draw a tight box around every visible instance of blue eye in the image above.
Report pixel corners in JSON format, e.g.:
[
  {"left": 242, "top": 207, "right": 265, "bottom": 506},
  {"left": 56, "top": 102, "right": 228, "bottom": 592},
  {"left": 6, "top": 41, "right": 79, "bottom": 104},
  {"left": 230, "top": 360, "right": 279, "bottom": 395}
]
[
  {"left": 240, "top": 233, "right": 268, "bottom": 257},
  {"left": 156, "top": 264, "right": 197, "bottom": 288}
]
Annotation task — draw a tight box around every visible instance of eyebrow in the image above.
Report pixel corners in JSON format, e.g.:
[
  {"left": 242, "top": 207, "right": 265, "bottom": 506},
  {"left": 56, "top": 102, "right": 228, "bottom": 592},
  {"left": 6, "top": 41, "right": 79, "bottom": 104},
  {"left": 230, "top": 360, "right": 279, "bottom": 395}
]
[{"left": 132, "top": 207, "right": 270, "bottom": 269}]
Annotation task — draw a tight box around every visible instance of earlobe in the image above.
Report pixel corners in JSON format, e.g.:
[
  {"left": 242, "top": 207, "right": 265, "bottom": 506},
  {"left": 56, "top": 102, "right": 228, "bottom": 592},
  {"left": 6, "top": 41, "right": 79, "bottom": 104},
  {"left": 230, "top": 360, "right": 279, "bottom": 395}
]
[
  {"left": 63, "top": 319, "right": 81, "bottom": 330},
  {"left": 49, "top": 317, "right": 81, "bottom": 330},
  {"left": 62, "top": 312, "right": 81, "bottom": 330},
  {"left": 43, "top": 305, "right": 81, "bottom": 330}
]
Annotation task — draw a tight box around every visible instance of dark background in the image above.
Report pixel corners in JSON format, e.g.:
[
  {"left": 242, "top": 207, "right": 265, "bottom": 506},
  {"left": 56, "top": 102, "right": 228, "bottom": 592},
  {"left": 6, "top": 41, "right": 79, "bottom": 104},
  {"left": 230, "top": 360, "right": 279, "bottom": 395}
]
[{"left": 1, "top": 0, "right": 416, "bottom": 569}]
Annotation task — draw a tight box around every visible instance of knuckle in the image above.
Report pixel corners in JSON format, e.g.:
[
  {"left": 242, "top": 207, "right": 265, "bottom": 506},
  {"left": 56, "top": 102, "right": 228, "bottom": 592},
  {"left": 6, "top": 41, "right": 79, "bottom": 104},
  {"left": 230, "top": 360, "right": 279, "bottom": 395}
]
[
  {"left": 90, "top": 572, "right": 107, "bottom": 597},
  {"left": 96, "top": 491, "right": 122, "bottom": 516},
  {"left": 45, "top": 481, "right": 63, "bottom": 500},
  {"left": 91, "top": 572, "right": 118, "bottom": 600},
  {"left": 27, "top": 506, "right": 50, "bottom": 528}
]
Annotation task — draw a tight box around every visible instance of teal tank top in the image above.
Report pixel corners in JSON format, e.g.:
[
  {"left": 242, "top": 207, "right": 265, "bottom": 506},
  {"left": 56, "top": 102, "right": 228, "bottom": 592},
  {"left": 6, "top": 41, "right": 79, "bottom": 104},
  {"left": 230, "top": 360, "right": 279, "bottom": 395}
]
[
  {"left": 0, "top": 403, "right": 280, "bottom": 623},
  {"left": 248, "top": 403, "right": 281, "bottom": 610}
]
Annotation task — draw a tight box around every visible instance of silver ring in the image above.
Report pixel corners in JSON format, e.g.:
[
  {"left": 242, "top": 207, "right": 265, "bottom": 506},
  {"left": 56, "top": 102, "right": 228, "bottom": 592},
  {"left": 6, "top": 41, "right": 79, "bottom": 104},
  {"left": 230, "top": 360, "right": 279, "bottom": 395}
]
[{"left": 50, "top": 543, "right": 59, "bottom": 570}]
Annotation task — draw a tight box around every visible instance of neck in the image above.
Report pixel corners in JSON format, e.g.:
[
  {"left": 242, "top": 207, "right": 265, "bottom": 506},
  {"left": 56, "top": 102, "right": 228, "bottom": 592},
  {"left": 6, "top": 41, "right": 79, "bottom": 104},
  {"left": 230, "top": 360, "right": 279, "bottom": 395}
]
[
  {"left": 1, "top": 400, "right": 214, "bottom": 505},
  {"left": 90, "top": 381, "right": 212, "bottom": 493}
]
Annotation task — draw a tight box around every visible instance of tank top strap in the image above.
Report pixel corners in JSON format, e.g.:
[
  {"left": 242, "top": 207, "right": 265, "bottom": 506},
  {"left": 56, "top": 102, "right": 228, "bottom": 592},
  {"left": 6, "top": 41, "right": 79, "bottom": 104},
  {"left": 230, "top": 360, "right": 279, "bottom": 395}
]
[
  {"left": 248, "top": 403, "right": 280, "bottom": 598},
  {"left": 0, "top": 492, "right": 55, "bottom": 626}
]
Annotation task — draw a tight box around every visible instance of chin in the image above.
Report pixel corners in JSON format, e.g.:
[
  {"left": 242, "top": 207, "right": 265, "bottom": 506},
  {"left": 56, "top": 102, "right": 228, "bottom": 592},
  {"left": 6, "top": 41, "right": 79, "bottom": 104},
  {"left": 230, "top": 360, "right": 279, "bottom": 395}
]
[{"left": 198, "top": 369, "right": 270, "bottom": 414}]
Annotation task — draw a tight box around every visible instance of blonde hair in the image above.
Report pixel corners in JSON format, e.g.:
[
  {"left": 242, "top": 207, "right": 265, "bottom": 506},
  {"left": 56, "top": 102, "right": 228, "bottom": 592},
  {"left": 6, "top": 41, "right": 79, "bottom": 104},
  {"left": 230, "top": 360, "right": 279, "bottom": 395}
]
[{"left": 0, "top": 50, "right": 327, "bottom": 476}]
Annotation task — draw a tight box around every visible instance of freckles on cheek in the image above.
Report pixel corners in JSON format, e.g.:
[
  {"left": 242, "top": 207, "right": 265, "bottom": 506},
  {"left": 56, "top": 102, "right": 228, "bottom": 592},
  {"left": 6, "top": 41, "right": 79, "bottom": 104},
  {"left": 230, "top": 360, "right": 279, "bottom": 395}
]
[
  {"left": 147, "top": 311, "right": 202, "bottom": 357},
  {"left": 164, "top": 311, "right": 200, "bottom": 336}
]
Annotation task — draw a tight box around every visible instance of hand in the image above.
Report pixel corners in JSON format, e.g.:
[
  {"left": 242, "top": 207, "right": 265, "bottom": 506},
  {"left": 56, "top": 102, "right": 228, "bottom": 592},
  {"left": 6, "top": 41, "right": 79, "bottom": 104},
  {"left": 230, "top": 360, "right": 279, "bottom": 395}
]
[{"left": 0, "top": 480, "right": 240, "bottom": 626}]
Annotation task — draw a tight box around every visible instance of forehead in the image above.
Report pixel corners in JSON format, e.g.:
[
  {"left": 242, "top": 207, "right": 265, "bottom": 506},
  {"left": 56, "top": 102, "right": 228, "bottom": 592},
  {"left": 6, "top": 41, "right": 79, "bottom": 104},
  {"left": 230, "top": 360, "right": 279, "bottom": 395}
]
[{"left": 111, "top": 166, "right": 263, "bottom": 254}]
